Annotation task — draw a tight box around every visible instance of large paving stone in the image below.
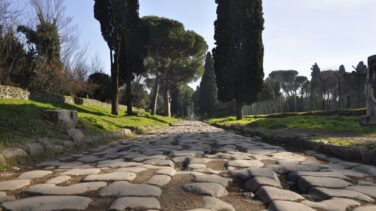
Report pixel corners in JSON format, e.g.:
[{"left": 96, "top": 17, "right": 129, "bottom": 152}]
[
  {"left": 245, "top": 176, "right": 282, "bottom": 192},
  {"left": 97, "top": 159, "right": 141, "bottom": 168},
  {"left": 84, "top": 172, "right": 136, "bottom": 181},
  {"left": 347, "top": 185, "right": 376, "bottom": 198},
  {"left": 133, "top": 155, "right": 167, "bottom": 162},
  {"left": 45, "top": 176, "right": 71, "bottom": 184},
  {"left": 288, "top": 171, "right": 349, "bottom": 182},
  {"left": 27, "top": 182, "right": 107, "bottom": 195},
  {"left": 354, "top": 205, "right": 376, "bottom": 211},
  {"left": 227, "top": 160, "right": 264, "bottom": 168},
  {"left": 275, "top": 163, "right": 321, "bottom": 174},
  {"left": 109, "top": 197, "right": 161, "bottom": 210},
  {"left": 297, "top": 176, "right": 352, "bottom": 192},
  {"left": 271, "top": 152, "right": 306, "bottom": 162},
  {"left": 2, "top": 196, "right": 92, "bottom": 211},
  {"left": 182, "top": 183, "right": 228, "bottom": 197},
  {"left": 268, "top": 201, "right": 315, "bottom": 211},
  {"left": 17, "top": 170, "right": 52, "bottom": 179},
  {"left": 256, "top": 186, "right": 304, "bottom": 204},
  {"left": 143, "top": 159, "right": 174, "bottom": 167},
  {"left": 193, "top": 174, "right": 231, "bottom": 187},
  {"left": 156, "top": 168, "right": 177, "bottom": 176},
  {"left": 60, "top": 168, "right": 101, "bottom": 176},
  {"left": 203, "top": 196, "right": 235, "bottom": 211},
  {"left": 0, "top": 179, "right": 30, "bottom": 191},
  {"left": 309, "top": 187, "right": 374, "bottom": 202},
  {"left": 0, "top": 192, "right": 15, "bottom": 203},
  {"left": 302, "top": 197, "right": 361, "bottom": 211},
  {"left": 146, "top": 175, "right": 171, "bottom": 187},
  {"left": 116, "top": 167, "right": 148, "bottom": 173},
  {"left": 99, "top": 181, "right": 161, "bottom": 197}
]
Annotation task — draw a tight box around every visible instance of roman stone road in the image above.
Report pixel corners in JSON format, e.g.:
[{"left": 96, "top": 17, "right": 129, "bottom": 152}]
[{"left": 0, "top": 121, "right": 376, "bottom": 211}]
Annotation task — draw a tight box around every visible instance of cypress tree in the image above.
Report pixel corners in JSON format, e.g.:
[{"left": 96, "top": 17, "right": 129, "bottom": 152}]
[
  {"left": 199, "top": 52, "right": 217, "bottom": 117},
  {"left": 213, "top": 0, "right": 265, "bottom": 120}
]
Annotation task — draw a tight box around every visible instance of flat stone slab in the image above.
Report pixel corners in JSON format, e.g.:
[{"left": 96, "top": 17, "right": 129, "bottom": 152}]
[
  {"left": 256, "top": 186, "right": 304, "bottom": 204},
  {"left": 298, "top": 176, "right": 352, "bottom": 192},
  {"left": 268, "top": 200, "right": 315, "bottom": 211},
  {"left": 146, "top": 175, "right": 171, "bottom": 187},
  {"left": 347, "top": 185, "right": 376, "bottom": 198},
  {"left": 116, "top": 167, "right": 148, "bottom": 173},
  {"left": 271, "top": 152, "right": 306, "bottom": 162},
  {"left": 354, "top": 205, "right": 376, "bottom": 211},
  {"left": 288, "top": 171, "right": 350, "bottom": 182},
  {"left": 0, "top": 179, "right": 31, "bottom": 191},
  {"left": 97, "top": 160, "right": 141, "bottom": 168},
  {"left": 188, "top": 163, "right": 206, "bottom": 169},
  {"left": 227, "top": 160, "right": 264, "bottom": 168},
  {"left": 156, "top": 168, "right": 177, "bottom": 176},
  {"left": 2, "top": 196, "right": 92, "bottom": 211},
  {"left": 84, "top": 172, "right": 136, "bottom": 181},
  {"left": 302, "top": 197, "right": 361, "bottom": 211},
  {"left": 203, "top": 196, "right": 235, "bottom": 211},
  {"left": 309, "top": 187, "right": 374, "bottom": 202},
  {"left": 17, "top": 170, "right": 52, "bottom": 179},
  {"left": 133, "top": 155, "right": 167, "bottom": 162},
  {"left": 193, "top": 175, "right": 231, "bottom": 187},
  {"left": 245, "top": 176, "right": 282, "bottom": 192},
  {"left": 109, "top": 197, "right": 161, "bottom": 210},
  {"left": 27, "top": 182, "right": 107, "bottom": 195},
  {"left": 60, "top": 168, "right": 101, "bottom": 176},
  {"left": 0, "top": 192, "right": 15, "bottom": 203},
  {"left": 182, "top": 183, "right": 228, "bottom": 197},
  {"left": 143, "top": 159, "right": 174, "bottom": 167},
  {"left": 46, "top": 176, "right": 71, "bottom": 184},
  {"left": 99, "top": 181, "right": 162, "bottom": 197}
]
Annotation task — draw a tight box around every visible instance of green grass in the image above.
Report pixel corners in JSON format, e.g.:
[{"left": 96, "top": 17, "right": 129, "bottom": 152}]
[
  {"left": 0, "top": 98, "right": 180, "bottom": 149},
  {"left": 208, "top": 115, "right": 376, "bottom": 136}
]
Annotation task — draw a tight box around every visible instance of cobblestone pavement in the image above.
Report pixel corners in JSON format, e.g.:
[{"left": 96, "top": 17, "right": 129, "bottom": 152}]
[{"left": 1, "top": 121, "right": 376, "bottom": 211}]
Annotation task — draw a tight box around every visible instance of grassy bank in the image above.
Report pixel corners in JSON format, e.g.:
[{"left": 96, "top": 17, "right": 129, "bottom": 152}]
[
  {"left": 0, "top": 98, "right": 179, "bottom": 149},
  {"left": 208, "top": 113, "right": 376, "bottom": 147}
]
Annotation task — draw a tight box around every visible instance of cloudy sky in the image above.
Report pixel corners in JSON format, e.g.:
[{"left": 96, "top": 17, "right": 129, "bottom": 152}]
[{"left": 15, "top": 0, "right": 376, "bottom": 87}]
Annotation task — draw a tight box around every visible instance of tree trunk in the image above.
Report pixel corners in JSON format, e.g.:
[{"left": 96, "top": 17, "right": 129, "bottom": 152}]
[
  {"left": 151, "top": 82, "right": 160, "bottom": 115},
  {"left": 165, "top": 88, "right": 172, "bottom": 117},
  {"left": 126, "top": 81, "right": 133, "bottom": 115},
  {"left": 236, "top": 100, "right": 243, "bottom": 120},
  {"left": 110, "top": 49, "right": 119, "bottom": 116}
]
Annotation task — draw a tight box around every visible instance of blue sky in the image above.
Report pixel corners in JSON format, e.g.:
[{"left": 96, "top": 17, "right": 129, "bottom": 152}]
[{"left": 16, "top": 0, "right": 376, "bottom": 87}]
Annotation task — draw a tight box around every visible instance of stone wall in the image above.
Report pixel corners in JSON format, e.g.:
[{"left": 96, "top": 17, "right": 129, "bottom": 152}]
[
  {"left": 0, "top": 85, "right": 30, "bottom": 100},
  {"left": 0, "top": 84, "right": 116, "bottom": 108}
]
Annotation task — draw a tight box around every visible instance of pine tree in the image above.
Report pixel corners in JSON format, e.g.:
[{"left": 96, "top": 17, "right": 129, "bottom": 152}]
[
  {"left": 199, "top": 52, "right": 217, "bottom": 117},
  {"left": 213, "top": 0, "right": 265, "bottom": 120}
]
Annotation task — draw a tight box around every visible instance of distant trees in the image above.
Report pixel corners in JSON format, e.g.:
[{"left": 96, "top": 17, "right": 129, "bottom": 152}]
[
  {"left": 214, "top": 0, "right": 265, "bottom": 120},
  {"left": 143, "top": 16, "right": 207, "bottom": 117},
  {"left": 198, "top": 52, "right": 217, "bottom": 117}
]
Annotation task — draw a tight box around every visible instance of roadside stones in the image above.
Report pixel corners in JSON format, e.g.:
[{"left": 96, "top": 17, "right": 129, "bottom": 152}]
[
  {"left": 25, "top": 143, "right": 44, "bottom": 155},
  {"left": 297, "top": 176, "right": 352, "bottom": 192},
  {"left": 2, "top": 196, "right": 92, "bottom": 211},
  {"left": 256, "top": 186, "right": 304, "bottom": 204},
  {"left": 268, "top": 201, "right": 315, "bottom": 211},
  {"left": 109, "top": 197, "right": 161, "bottom": 210},
  {"left": 17, "top": 170, "right": 52, "bottom": 179},
  {"left": 1, "top": 147, "right": 28, "bottom": 159},
  {"left": 27, "top": 182, "right": 107, "bottom": 195},
  {"left": 84, "top": 172, "right": 136, "bottom": 181},
  {"left": 99, "top": 181, "right": 162, "bottom": 197},
  {"left": 67, "top": 128, "right": 84, "bottom": 142},
  {"left": 182, "top": 183, "right": 228, "bottom": 197},
  {"left": 302, "top": 197, "right": 361, "bottom": 211},
  {"left": 60, "top": 168, "right": 101, "bottom": 176},
  {"left": 146, "top": 175, "right": 171, "bottom": 187},
  {"left": 0, "top": 179, "right": 31, "bottom": 191},
  {"left": 309, "top": 187, "right": 374, "bottom": 202},
  {"left": 193, "top": 174, "right": 231, "bottom": 187}
]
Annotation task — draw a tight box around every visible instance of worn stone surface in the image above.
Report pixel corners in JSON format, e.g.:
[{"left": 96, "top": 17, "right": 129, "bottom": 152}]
[
  {"left": 309, "top": 187, "right": 374, "bottom": 202},
  {"left": 268, "top": 201, "right": 315, "bottom": 211},
  {"left": 2, "top": 196, "right": 91, "bottom": 211},
  {"left": 156, "top": 168, "right": 176, "bottom": 176},
  {"left": 182, "top": 183, "right": 228, "bottom": 197},
  {"left": 203, "top": 196, "right": 235, "bottom": 211},
  {"left": 256, "top": 186, "right": 304, "bottom": 204},
  {"left": 99, "top": 181, "right": 162, "bottom": 197},
  {"left": 109, "top": 197, "right": 161, "bottom": 210},
  {"left": 193, "top": 174, "right": 231, "bottom": 187},
  {"left": 45, "top": 176, "right": 71, "bottom": 184},
  {"left": 84, "top": 172, "right": 136, "bottom": 181},
  {"left": 67, "top": 128, "right": 84, "bottom": 142},
  {"left": 146, "top": 175, "right": 171, "bottom": 187},
  {"left": 17, "top": 170, "right": 52, "bottom": 179},
  {"left": 298, "top": 176, "right": 352, "bottom": 192},
  {"left": 227, "top": 160, "right": 264, "bottom": 168},
  {"left": 27, "top": 182, "right": 107, "bottom": 195},
  {"left": 347, "top": 185, "right": 376, "bottom": 198},
  {"left": 245, "top": 176, "right": 282, "bottom": 192},
  {"left": 60, "top": 168, "right": 101, "bottom": 176},
  {"left": 354, "top": 205, "right": 376, "bottom": 211},
  {"left": 302, "top": 197, "right": 361, "bottom": 211},
  {"left": 0, "top": 179, "right": 30, "bottom": 191}
]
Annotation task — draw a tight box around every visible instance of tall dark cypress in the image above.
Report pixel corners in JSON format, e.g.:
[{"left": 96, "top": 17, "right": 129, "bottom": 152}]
[
  {"left": 213, "top": 0, "right": 265, "bottom": 120},
  {"left": 199, "top": 52, "right": 217, "bottom": 117}
]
